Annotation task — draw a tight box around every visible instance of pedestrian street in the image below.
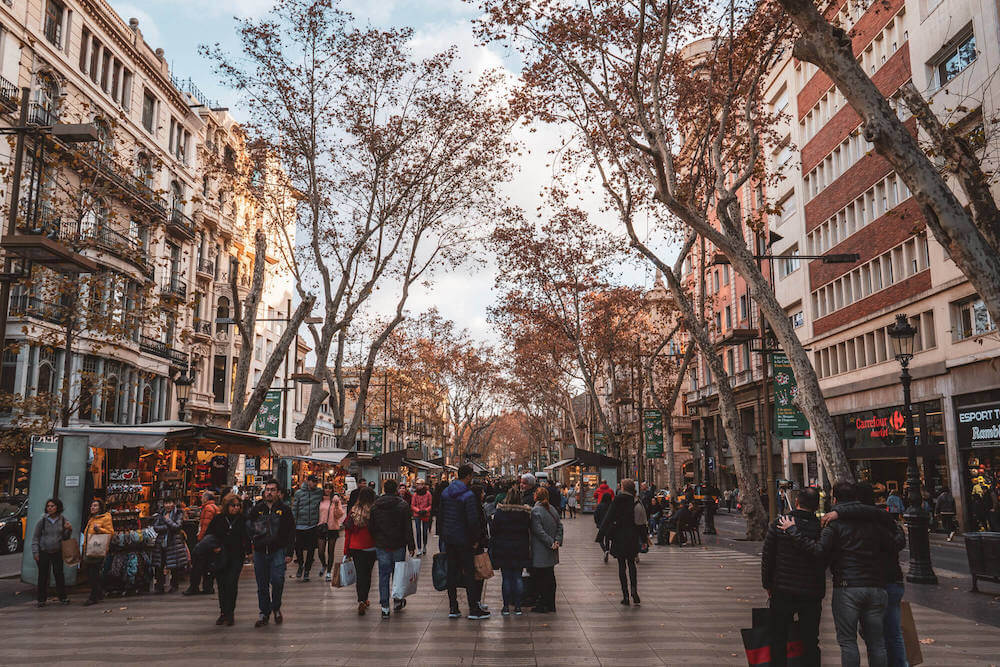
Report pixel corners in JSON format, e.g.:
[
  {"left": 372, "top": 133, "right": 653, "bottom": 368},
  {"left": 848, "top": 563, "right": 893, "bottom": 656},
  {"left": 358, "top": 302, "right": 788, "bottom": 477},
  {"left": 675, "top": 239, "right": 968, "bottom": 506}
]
[{"left": 3, "top": 516, "right": 999, "bottom": 666}]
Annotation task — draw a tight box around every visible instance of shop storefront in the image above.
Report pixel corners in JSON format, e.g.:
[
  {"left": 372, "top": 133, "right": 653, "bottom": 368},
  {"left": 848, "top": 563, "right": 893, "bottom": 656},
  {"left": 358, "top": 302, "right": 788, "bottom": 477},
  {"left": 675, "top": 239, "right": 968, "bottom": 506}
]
[
  {"left": 22, "top": 422, "right": 271, "bottom": 586},
  {"left": 0, "top": 450, "right": 30, "bottom": 499},
  {"left": 545, "top": 447, "right": 619, "bottom": 514},
  {"left": 279, "top": 450, "right": 352, "bottom": 495},
  {"left": 954, "top": 392, "right": 1000, "bottom": 531},
  {"left": 833, "top": 400, "right": 948, "bottom": 500},
  {"left": 377, "top": 448, "right": 445, "bottom": 490}
]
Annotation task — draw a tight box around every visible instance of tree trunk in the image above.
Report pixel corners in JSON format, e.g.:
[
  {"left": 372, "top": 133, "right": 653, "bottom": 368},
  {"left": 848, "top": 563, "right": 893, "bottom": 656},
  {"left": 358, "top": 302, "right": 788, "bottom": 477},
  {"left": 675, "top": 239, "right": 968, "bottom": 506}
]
[
  {"left": 229, "top": 230, "right": 268, "bottom": 425},
  {"left": 777, "top": 0, "right": 1000, "bottom": 327}
]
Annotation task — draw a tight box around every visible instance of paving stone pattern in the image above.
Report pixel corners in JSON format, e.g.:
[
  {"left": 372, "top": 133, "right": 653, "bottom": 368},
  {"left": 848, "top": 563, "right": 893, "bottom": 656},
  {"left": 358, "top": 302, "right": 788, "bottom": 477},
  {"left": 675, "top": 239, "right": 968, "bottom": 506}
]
[{"left": 3, "top": 517, "right": 999, "bottom": 665}]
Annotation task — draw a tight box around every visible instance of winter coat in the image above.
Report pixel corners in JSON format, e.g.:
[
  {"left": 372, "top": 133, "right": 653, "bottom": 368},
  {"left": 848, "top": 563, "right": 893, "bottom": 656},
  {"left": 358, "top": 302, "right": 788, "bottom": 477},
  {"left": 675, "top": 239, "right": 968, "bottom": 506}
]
[
  {"left": 567, "top": 487, "right": 578, "bottom": 508},
  {"left": 530, "top": 502, "right": 564, "bottom": 568},
  {"left": 885, "top": 493, "right": 904, "bottom": 515},
  {"left": 32, "top": 514, "right": 71, "bottom": 555},
  {"left": 490, "top": 503, "right": 531, "bottom": 570},
  {"left": 832, "top": 502, "right": 907, "bottom": 585},
  {"left": 369, "top": 493, "right": 415, "bottom": 551},
  {"left": 320, "top": 496, "right": 346, "bottom": 530},
  {"left": 934, "top": 490, "right": 956, "bottom": 514},
  {"left": 291, "top": 485, "right": 324, "bottom": 527},
  {"left": 343, "top": 515, "right": 375, "bottom": 553},
  {"left": 594, "top": 483, "right": 614, "bottom": 504},
  {"left": 248, "top": 499, "right": 295, "bottom": 554},
  {"left": 411, "top": 488, "right": 432, "bottom": 522},
  {"left": 761, "top": 509, "right": 826, "bottom": 600},
  {"left": 206, "top": 513, "right": 251, "bottom": 567},
  {"left": 152, "top": 508, "right": 189, "bottom": 570},
  {"left": 786, "top": 501, "right": 900, "bottom": 588},
  {"left": 546, "top": 483, "right": 562, "bottom": 511},
  {"left": 198, "top": 501, "right": 219, "bottom": 541},
  {"left": 440, "top": 480, "right": 484, "bottom": 547},
  {"left": 597, "top": 492, "right": 646, "bottom": 560},
  {"left": 594, "top": 495, "right": 613, "bottom": 527},
  {"left": 82, "top": 512, "right": 114, "bottom": 556}
]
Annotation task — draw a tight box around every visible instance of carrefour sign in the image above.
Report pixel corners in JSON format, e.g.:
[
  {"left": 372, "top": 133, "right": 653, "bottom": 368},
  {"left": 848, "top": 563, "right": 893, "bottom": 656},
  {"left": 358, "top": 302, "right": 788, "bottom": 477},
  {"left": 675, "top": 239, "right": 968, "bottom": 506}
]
[
  {"left": 855, "top": 410, "right": 905, "bottom": 437},
  {"left": 957, "top": 402, "right": 1000, "bottom": 448}
]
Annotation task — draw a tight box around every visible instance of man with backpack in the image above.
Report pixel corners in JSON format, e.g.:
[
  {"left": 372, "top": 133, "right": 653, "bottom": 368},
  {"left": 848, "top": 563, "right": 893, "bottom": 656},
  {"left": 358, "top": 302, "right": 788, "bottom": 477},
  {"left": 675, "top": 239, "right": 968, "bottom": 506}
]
[{"left": 248, "top": 480, "right": 295, "bottom": 627}]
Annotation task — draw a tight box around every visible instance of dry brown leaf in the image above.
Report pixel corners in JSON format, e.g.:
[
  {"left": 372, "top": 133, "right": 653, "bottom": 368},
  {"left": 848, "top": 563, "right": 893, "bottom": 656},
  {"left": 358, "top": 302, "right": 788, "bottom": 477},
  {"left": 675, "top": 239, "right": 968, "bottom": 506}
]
[
  {"left": 725, "top": 586, "right": 733, "bottom": 590},
  {"left": 919, "top": 638, "right": 935, "bottom": 645}
]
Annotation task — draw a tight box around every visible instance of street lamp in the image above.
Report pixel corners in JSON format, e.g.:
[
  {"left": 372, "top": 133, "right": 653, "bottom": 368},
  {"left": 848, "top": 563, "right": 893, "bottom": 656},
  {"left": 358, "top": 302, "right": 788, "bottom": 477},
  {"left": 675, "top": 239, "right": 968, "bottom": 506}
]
[
  {"left": 174, "top": 368, "right": 195, "bottom": 422},
  {"left": 887, "top": 313, "right": 937, "bottom": 585}
]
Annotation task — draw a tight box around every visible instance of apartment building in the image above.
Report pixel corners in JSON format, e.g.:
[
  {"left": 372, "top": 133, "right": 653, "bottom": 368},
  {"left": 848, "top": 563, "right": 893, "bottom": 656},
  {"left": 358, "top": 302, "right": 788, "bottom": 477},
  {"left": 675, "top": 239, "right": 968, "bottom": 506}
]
[
  {"left": 761, "top": 0, "right": 1000, "bottom": 528},
  {"left": 0, "top": 0, "right": 298, "bottom": 481}
]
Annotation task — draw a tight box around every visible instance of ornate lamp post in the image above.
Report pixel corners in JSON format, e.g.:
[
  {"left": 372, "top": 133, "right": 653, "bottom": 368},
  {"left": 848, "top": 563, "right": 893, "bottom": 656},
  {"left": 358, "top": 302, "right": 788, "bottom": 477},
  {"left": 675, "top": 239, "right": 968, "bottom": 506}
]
[
  {"left": 887, "top": 314, "right": 937, "bottom": 584},
  {"left": 174, "top": 368, "right": 194, "bottom": 422}
]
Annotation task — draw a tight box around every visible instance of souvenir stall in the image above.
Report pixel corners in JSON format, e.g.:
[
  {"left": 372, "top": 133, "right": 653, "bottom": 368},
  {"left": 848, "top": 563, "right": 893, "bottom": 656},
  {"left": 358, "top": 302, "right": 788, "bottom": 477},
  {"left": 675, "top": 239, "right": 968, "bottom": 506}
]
[
  {"left": 548, "top": 447, "right": 620, "bottom": 513},
  {"left": 280, "top": 450, "right": 353, "bottom": 495},
  {"left": 22, "top": 421, "right": 271, "bottom": 586}
]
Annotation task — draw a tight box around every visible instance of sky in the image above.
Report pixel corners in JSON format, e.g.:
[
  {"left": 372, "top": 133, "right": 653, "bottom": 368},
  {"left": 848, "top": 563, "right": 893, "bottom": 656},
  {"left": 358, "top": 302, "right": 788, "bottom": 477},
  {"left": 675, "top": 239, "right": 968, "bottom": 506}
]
[{"left": 108, "top": 0, "right": 672, "bottom": 345}]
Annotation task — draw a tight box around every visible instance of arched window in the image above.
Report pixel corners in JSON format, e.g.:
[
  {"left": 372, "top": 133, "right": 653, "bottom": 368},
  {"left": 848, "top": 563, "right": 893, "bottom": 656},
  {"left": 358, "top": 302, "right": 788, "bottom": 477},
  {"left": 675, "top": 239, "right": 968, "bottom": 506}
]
[
  {"left": 35, "top": 348, "right": 56, "bottom": 399},
  {"left": 32, "top": 72, "right": 59, "bottom": 124},
  {"left": 216, "top": 296, "right": 230, "bottom": 333},
  {"left": 140, "top": 383, "right": 152, "bottom": 423}
]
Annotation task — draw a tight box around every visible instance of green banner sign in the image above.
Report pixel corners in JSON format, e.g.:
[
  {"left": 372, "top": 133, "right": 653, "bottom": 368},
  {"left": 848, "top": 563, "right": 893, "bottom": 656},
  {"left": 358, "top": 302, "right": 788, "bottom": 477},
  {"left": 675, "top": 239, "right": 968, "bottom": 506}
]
[
  {"left": 369, "top": 426, "right": 384, "bottom": 456},
  {"left": 643, "top": 409, "right": 665, "bottom": 458},
  {"left": 773, "top": 352, "right": 810, "bottom": 439},
  {"left": 594, "top": 432, "right": 607, "bottom": 455},
  {"left": 253, "top": 389, "right": 282, "bottom": 437}
]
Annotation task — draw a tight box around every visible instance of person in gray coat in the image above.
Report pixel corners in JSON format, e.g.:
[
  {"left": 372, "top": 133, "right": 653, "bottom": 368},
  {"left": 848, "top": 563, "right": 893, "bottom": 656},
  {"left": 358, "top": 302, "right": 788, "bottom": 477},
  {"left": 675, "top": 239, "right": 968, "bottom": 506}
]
[
  {"left": 529, "top": 487, "right": 563, "bottom": 613},
  {"left": 152, "top": 499, "right": 189, "bottom": 593},
  {"left": 32, "top": 498, "right": 72, "bottom": 606},
  {"left": 291, "top": 475, "right": 324, "bottom": 581}
]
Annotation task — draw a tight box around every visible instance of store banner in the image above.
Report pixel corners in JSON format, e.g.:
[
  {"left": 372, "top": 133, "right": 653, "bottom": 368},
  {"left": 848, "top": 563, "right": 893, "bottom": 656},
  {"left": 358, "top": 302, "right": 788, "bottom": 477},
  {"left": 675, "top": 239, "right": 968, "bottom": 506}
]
[
  {"left": 594, "top": 432, "right": 607, "bottom": 455},
  {"left": 956, "top": 402, "right": 1000, "bottom": 448},
  {"left": 253, "top": 390, "right": 282, "bottom": 437},
  {"left": 643, "top": 409, "right": 665, "bottom": 459},
  {"left": 772, "top": 352, "right": 810, "bottom": 439},
  {"left": 369, "top": 426, "right": 384, "bottom": 456}
]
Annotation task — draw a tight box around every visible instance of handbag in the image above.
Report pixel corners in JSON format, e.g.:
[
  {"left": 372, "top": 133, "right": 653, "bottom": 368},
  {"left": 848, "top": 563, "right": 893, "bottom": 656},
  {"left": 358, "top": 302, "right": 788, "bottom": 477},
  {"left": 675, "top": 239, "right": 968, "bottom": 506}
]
[
  {"left": 900, "top": 601, "right": 924, "bottom": 666},
  {"left": 432, "top": 552, "right": 449, "bottom": 591},
  {"left": 337, "top": 558, "right": 356, "bottom": 588},
  {"left": 392, "top": 557, "right": 421, "bottom": 599},
  {"left": 741, "top": 607, "right": 804, "bottom": 666},
  {"left": 85, "top": 533, "right": 111, "bottom": 560},
  {"left": 473, "top": 551, "right": 494, "bottom": 581},
  {"left": 62, "top": 537, "right": 81, "bottom": 566}
]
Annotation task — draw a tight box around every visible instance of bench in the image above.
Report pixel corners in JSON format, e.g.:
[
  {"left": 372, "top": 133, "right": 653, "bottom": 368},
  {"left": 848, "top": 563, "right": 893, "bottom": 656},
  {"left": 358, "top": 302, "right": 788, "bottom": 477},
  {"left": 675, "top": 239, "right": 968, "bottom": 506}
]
[{"left": 964, "top": 532, "right": 1000, "bottom": 592}]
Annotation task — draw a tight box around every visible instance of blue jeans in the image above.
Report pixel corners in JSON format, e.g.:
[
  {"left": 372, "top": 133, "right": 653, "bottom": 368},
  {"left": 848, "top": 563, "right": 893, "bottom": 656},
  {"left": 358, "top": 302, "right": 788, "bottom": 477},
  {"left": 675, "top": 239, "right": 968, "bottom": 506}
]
[
  {"left": 501, "top": 567, "right": 523, "bottom": 608},
  {"left": 414, "top": 519, "right": 430, "bottom": 551},
  {"left": 253, "top": 548, "right": 286, "bottom": 617},
  {"left": 376, "top": 547, "right": 406, "bottom": 609},
  {"left": 831, "top": 586, "right": 888, "bottom": 667},
  {"left": 884, "top": 583, "right": 908, "bottom": 667}
]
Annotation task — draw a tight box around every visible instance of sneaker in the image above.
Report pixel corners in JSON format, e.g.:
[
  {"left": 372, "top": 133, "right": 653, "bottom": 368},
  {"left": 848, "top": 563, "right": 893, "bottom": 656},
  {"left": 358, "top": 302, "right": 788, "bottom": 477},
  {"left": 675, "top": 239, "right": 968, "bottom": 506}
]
[
  {"left": 325, "top": 572, "right": 332, "bottom": 582},
  {"left": 448, "top": 606, "right": 461, "bottom": 619},
  {"left": 318, "top": 567, "right": 325, "bottom": 577},
  {"left": 468, "top": 606, "right": 491, "bottom": 620},
  {"left": 947, "top": 531, "right": 955, "bottom": 542},
  {"left": 59, "top": 598, "right": 70, "bottom": 605},
  {"left": 294, "top": 565, "right": 303, "bottom": 579},
  {"left": 273, "top": 610, "right": 283, "bottom": 624},
  {"left": 302, "top": 573, "right": 310, "bottom": 582},
  {"left": 393, "top": 598, "right": 406, "bottom": 612},
  {"left": 514, "top": 607, "right": 523, "bottom": 616},
  {"left": 381, "top": 608, "right": 390, "bottom": 619},
  {"left": 501, "top": 606, "right": 510, "bottom": 616},
  {"left": 255, "top": 614, "right": 269, "bottom": 628},
  {"left": 620, "top": 597, "right": 630, "bottom": 606}
]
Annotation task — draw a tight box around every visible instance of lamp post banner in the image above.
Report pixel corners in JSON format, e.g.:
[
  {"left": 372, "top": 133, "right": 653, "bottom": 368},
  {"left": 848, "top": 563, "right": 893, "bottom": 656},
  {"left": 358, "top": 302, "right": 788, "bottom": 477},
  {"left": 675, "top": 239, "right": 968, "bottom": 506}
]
[
  {"left": 253, "top": 389, "right": 282, "bottom": 437},
  {"left": 772, "top": 352, "right": 810, "bottom": 439},
  {"left": 643, "top": 409, "right": 665, "bottom": 459},
  {"left": 594, "top": 432, "right": 607, "bottom": 455},
  {"left": 369, "top": 426, "right": 384, "bottom": 456}
]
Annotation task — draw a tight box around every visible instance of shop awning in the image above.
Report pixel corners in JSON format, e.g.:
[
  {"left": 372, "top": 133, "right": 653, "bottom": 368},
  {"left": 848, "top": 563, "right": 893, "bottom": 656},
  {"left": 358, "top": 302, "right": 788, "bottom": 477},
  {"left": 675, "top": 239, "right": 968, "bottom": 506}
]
[
  {"left": 283, "top": 450, "right": 352, "bottom": 466},
  {"left": 404, "top": 458, "right": 443, "bottom": 471},
  {"left": 468, "top": 461, "right": 489, "bottom": 475},
  {"left": 544, "top": 458, "right": 579, "bottom": 471},
  {"left": 573, "top": 447, "right": 620, "bottom": 467},
  {"left": 266, "top": 438, "right": 311, "bottom": 458},
  {"left": 55, "top": 421, "right": 272, "bottom": 456}
]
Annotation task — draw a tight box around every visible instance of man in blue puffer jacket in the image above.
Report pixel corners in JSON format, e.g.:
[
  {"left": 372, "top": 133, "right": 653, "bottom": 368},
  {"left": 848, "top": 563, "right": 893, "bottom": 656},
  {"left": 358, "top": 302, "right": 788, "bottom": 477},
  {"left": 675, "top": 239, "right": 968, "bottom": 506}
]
[{"left": 440, "top": 464, "right": 488, "bottom": 620}]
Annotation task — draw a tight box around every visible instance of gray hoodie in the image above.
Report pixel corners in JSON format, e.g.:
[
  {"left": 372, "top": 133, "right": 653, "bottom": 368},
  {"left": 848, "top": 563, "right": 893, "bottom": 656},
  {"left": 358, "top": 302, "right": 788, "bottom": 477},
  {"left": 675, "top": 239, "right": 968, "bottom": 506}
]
[{"left": 32, "top": 514, "right": 70, "bottom": 555}]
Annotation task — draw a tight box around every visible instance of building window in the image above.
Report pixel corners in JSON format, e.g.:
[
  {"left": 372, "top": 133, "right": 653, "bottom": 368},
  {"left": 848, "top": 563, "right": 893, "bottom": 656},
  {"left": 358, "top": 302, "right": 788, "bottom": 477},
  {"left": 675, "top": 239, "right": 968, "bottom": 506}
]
[
  {"left": 779, "top": 245, "right": 800, "bottom": 279},
  {"left": 739, "top": 295, "right": 747, "bottom": 321},
  {"left": 216, "top": 297, "right": 230, "bottom": 333},
  {"left": 935, "top": 30, "right": 976, "bottom": 87},
  {"left": 43, "top": 0, "right": 65, "bottom": 47},
  {"left": 724, "top": 305, "right": 732, "bottom": 329},
  {"left": 142, "top": 89, "right": 156, "bottom": 133},
  {"left": 790, "top": 310, "right": 804, "bottom": 328},
  {"left": 952, "top": 295, "right": 994, "bottom": 341},
  {"left": 212, "top": 355, "right": 227, "bottom": 404}
]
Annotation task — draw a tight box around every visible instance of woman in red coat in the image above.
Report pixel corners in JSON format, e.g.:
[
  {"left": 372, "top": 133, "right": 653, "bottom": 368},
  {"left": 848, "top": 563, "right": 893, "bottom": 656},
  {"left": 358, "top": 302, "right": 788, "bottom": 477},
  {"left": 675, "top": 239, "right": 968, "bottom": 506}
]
[
  {"left": 342, "top": 487, "right": 377, "bottom": 615},
  {"left": 410, "top": 479, "right": 433, "bottom": 555}
]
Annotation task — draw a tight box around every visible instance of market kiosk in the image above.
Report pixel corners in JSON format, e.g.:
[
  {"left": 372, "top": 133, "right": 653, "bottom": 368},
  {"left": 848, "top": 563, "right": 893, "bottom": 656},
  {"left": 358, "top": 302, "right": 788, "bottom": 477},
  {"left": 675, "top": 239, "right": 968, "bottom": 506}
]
[
  {"left": 279, "top": 449, "right": 354, "bottom": 495},
  {"left": 22, "top": 421, "right": 271, "bottom": 587},
  {"left": 545, "top": 447, "right": 620, "bottom": 513}
]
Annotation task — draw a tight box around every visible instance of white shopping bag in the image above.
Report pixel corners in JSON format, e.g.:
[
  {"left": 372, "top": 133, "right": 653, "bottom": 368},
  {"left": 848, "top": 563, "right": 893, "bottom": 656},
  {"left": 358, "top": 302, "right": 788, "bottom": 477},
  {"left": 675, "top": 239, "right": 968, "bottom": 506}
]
[
  {"left": 337, "top": 558, "right": 357, "bottom": 588},
  {"left": 392, "top": 557, "right": 421, "bottom": 599}
]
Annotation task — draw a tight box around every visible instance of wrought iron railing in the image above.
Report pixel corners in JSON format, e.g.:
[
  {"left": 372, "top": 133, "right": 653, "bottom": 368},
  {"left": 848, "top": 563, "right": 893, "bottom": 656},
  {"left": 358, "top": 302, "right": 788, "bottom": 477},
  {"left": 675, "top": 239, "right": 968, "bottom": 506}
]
[
  {"left": 8, "top": 294, "right": 65, "bottom": 325},
  {"left": 160, "top": 277, "right": 187, "bottom": 301},
  {"left": 167, "top": 208, "right": 195, "bottom": 236},
  {"left": 0, "top": 75, "right": 18, "bottom": 111},
  {"left": 197, "top": 258, "right": 215, "bottom": 276}
]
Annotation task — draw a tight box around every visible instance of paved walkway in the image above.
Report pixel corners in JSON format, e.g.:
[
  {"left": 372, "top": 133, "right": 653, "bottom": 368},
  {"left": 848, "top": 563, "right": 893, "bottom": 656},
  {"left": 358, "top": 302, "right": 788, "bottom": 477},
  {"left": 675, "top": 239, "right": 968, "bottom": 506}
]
[{"left": 3, "top": 516, "right": 1000, "bottom": 665}]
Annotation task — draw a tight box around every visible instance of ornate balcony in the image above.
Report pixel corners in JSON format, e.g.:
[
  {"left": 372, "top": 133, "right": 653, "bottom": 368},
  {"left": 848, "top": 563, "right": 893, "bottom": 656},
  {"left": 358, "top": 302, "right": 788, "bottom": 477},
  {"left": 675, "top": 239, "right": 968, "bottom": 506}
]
[
  {"left": 196, "top": 258, "right": 215, "bottom": 280},
  {"left": 160, "top": 277, "right": 187, "bottom": 302}
]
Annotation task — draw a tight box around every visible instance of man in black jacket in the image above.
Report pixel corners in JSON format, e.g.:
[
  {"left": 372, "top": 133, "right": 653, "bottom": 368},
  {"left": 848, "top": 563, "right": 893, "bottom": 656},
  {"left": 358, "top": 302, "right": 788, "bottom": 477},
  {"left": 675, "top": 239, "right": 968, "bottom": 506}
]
[
  {"left": 779, "top": 481, "right": 895, "bottom": 667},
  {"left": 248, "top": 480, "right": 295, "bottom": 627},
  {"left": 762, "top": 486, "right": 824, "bottom": 666},
  {"left": 369, "top": 478, "right": 415, "bottom": 618}
]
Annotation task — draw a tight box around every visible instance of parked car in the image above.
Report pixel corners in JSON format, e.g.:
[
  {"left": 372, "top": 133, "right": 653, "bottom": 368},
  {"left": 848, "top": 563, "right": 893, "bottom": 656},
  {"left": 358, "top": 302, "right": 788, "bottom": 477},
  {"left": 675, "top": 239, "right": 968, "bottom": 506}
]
[{"left": 0, "top": 496, "right": 27, "bottom": 554}]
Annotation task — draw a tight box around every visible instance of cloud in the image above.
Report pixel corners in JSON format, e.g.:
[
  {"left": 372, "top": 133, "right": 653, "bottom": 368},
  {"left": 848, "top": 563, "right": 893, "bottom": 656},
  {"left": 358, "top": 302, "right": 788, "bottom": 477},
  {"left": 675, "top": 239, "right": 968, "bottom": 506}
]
[{"left": 111, "top": 3, "right": 161, "bottom": 45}]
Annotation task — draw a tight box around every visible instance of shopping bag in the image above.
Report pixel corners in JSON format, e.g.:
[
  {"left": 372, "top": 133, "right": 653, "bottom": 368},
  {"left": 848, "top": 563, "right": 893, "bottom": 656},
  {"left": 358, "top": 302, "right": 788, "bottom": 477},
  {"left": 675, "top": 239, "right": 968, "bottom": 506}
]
[
  {"left": 900, "top": 601, "right": 924, "bottom": 666},
  {"left": 337, "top": 558, "right": 356, "bottom": 588},
  {"left": 62, "top": 538, "right": 81, "bottom": 566},
  {"left": 473, "top": 551, "right": 494, "bottom": 580},
  {"left": 392, "top": 557, "right": 421, "bottom": 599},
  {"left": 85, "top": 533, "right": 111, "bottom": 560},
  {"left": 741, "top": 608, "right": 804, "bottom": 667},
  {"left": 432, "top": 552, "right": 449, "bottom": 591}
]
